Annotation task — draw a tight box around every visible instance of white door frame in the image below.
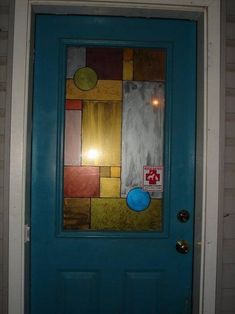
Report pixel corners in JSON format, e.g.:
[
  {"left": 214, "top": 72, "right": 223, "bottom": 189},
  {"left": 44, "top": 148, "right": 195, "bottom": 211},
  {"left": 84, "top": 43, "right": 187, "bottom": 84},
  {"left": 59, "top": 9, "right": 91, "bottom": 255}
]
[{"left": 9, "top": 1, "right": 221, "bottom": 313}]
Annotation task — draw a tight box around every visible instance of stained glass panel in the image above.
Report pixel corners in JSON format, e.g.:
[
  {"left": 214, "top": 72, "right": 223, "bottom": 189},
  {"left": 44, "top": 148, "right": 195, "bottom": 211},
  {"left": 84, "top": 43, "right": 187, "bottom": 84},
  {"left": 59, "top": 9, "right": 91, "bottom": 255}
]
[{"left": 63, "top": 46, "right": 165, "bottom": 231}]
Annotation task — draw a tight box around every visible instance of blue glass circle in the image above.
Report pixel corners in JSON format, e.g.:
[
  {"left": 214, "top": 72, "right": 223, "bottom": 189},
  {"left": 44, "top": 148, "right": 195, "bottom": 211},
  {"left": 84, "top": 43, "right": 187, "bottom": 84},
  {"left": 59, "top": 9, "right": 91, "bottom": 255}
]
[{"left": 126, "top": 187, "right": 151, "bottom": 212}]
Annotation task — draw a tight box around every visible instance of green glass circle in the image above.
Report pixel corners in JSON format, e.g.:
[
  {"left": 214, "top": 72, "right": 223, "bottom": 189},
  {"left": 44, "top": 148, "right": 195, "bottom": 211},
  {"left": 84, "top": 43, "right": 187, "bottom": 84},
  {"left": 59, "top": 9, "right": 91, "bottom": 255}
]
[{"left": 73, "top": 67, "right": 98, "bottom": 91}]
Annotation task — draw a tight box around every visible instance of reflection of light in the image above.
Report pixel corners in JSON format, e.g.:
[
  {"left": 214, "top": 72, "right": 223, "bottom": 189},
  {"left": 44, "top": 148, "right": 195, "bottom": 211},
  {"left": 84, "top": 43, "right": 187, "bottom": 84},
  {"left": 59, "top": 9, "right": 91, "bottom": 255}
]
[
  {"left": 87, "top": 148, "right": 100, "bottom": 160},
  {"left": 151, "top": 98, "right": 160, "bottom": 107}
]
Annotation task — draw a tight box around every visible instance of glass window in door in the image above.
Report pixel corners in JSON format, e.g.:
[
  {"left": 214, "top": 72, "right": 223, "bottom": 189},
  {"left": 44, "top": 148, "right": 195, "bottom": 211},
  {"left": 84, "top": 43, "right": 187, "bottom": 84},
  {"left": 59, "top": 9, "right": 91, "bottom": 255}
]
[{"left": 63, "top": 46, "right": 165, "bottom": 231}]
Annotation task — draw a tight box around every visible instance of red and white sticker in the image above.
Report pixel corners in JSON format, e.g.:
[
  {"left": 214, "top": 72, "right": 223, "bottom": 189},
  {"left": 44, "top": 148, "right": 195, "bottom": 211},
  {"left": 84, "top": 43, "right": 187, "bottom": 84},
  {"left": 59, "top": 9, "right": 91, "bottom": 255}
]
[{"left": 143, "top": 166, "right": 163, "bottom": 192}]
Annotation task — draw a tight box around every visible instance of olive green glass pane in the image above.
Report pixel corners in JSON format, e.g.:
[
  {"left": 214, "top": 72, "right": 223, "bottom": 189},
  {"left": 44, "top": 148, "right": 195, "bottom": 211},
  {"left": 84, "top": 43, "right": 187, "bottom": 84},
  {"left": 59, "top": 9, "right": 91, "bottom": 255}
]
[
  {"left": 91, "top": 198, "right": 162, "bottom": 231},
  {"left": 73, "top": 67, "right": 98, "bottom": 91}
]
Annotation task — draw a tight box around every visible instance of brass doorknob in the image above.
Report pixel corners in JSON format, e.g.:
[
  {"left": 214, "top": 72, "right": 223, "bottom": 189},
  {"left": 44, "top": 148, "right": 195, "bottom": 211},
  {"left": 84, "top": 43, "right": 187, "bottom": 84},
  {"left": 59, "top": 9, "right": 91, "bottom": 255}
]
[{"left": 176, "top": 240, "right": 190, "bottom": 254}]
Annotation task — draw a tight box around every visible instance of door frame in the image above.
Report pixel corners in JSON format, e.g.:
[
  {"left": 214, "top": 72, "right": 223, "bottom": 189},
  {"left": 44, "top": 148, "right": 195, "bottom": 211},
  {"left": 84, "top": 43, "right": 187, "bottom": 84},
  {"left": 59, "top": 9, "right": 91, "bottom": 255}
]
[{"left": 8, "top": 1, "right": 222, "bottom": 314}]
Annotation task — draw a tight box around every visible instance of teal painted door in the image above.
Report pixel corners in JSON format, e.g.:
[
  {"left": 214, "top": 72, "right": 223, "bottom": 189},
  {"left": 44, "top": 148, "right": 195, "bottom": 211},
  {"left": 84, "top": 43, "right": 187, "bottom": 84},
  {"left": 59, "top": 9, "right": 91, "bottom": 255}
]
[{"left": 31, "top": 15, "right": 196, "bottom": 314}]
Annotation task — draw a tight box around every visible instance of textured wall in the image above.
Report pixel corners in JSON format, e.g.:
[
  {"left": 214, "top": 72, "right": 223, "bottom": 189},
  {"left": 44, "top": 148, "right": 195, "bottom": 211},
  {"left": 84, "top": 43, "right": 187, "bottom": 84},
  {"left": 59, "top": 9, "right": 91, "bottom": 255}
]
[
  {"left": 220, "top": 1, "right": 235, "bottom": 313},
  {"left": 0, "top": 0, "right": 10, "bottom": 313}
]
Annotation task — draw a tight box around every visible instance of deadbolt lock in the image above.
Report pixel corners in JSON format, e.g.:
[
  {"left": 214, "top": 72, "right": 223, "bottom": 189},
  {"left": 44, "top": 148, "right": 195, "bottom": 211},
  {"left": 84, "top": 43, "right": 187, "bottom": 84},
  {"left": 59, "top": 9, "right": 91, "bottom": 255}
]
[
  {"left": 177, "top": 209, "right": 190, "bottom": 223},
  {"left": 176, "top": 240, "right": 190, "bottom": 254}
]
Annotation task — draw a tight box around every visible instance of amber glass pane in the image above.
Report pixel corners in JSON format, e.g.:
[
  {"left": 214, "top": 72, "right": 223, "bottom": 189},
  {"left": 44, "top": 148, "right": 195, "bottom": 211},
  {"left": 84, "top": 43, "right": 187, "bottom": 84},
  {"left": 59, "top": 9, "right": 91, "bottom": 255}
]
[{"left": 63, "top": 47, "right": 165, "bottom": 231}]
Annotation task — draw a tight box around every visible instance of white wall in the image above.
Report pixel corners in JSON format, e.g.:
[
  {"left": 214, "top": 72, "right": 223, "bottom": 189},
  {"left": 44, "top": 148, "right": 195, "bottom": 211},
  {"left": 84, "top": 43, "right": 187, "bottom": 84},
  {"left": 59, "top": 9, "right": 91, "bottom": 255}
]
[{"left": 219, "top": 1, "right": 235, "bottom": 313}]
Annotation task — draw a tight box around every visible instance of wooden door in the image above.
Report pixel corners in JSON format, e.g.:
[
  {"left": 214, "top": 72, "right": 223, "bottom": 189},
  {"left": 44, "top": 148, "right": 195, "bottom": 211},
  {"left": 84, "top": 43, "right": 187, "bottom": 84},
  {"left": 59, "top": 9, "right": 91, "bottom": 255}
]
[{"left": 31, "top": 15, "right": 196, "bottom": 314}]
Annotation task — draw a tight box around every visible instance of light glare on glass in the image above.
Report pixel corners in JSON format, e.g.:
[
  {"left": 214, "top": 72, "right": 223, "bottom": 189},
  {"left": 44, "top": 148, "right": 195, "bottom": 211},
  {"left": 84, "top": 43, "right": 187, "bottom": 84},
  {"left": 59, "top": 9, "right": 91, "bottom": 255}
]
[
  {"left": 151, "top": 98, "right": 160, "bottom": 107},
  {"left": 87, "top": 148, "right": 100, "bottom": 160}
]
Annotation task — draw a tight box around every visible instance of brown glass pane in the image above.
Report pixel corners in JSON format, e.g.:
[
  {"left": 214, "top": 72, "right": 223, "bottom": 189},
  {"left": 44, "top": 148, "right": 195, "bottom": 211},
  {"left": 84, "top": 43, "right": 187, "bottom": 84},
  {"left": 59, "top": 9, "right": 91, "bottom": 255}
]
[
  {"left": 86, "top": 47, "right": 123, "bottom": 80},
  {"left": 64, "top": 198, "right": 90, "bottom": 230},
  {"left": 133, "top": 48, "right": 165, "bottom": 81}
]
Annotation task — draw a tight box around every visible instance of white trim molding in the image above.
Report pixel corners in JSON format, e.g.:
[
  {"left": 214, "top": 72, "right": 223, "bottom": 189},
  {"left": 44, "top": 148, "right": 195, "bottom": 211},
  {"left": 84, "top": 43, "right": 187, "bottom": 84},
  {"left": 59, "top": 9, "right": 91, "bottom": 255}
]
[{"left": 9, "top": 1, "right": 221, "bottom": 314}]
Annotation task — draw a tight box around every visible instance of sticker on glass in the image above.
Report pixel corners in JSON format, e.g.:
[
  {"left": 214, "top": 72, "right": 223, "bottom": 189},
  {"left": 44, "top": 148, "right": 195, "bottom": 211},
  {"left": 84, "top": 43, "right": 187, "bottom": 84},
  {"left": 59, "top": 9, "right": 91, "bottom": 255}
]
[{"left": 143, "top": 166, "right": 163, "bottom": 192}]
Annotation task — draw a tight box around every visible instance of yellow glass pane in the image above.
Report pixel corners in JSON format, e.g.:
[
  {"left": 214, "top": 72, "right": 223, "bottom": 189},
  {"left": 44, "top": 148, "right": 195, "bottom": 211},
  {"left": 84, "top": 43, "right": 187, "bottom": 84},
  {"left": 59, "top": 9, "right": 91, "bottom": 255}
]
[
  {"left": 82, "top": 101, "right": 121, "bottom": 166},
  {"left": 66, "top": 79, "right": 122, "bottom": 100},
  {"left": 91, "top": 198, "right": 162, "bottom": 231},
  {"left": 123, "top": 48, "right": 133, "bottom": 80},
  {"left": 111, "top": 166, "right": 120, "bottom": 178},
  {"left": 100, "top": 178, "right": 120, "bottom": 198},
  {"left": 100, "top": 166, "right": 111, "bottom": 177}
]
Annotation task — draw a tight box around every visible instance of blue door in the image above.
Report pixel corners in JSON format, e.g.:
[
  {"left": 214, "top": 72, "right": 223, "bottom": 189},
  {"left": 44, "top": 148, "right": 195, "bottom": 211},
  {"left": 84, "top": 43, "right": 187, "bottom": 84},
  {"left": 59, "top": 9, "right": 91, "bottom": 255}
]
[{"left": 31, "top": 15, "right": 196, "bottom": 314}]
